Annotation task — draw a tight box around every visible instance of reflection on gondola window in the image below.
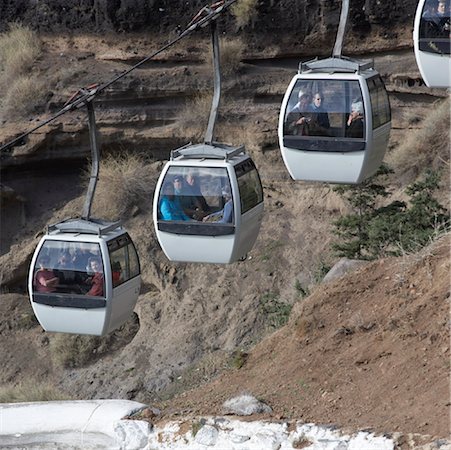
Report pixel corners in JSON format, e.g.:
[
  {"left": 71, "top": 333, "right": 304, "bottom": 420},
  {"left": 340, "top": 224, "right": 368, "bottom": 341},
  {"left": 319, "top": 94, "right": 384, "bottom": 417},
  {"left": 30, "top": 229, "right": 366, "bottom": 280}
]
[
  {"left": 108, "top": 234, "right": 140, "bottom": 288},
  {"left": 235, "top": 160, "right": 263, "bottom": 214},
  {"left": 419, "top": 0, "right": 451, "bottom": 54},
  {"left": 368, "top": 76, "right": 391, "bottom": 129},
  {"left": 158, "top": 166, "right": 234, "bottom": 224},
  {"left": 284, "top": 79, "right": 364, "bottom": 138},
  {"left": 33, "top": 241, "right": 104, "bottom": 296}
]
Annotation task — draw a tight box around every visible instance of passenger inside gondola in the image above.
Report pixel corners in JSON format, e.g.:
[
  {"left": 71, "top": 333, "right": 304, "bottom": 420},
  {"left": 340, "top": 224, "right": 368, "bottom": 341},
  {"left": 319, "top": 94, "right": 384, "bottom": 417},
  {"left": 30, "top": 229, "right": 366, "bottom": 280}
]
[
  {"left": 174, "top": 172, "right": 209, "bottom": 220},
  {"left": 203, "top": 185, "right": 234, "bottom": 223},
  {"left": 345, "top": 101, "right": 364, "bottom": 138},
  {"left": 308, "top": 91, "right": 331, "bottom": 136},
  {"left": 159, "top": 181, "right": 191, "bottom": 221},
  {"left": 112, "top": 261, "right": 122, "bottom": 287},
  {"left": 86, "top": 257, "right": 104, "bottom": 297},
  {"left": 285, "top": 90, "right": 313, "bottom": 136},
  {"left": 34, "top": 255, "right": 59, "bottom": 293},
  {"left": 159, "top": 167, "right": 234, "bottom": 223},
  {"left": 54, "top": 251, "right": 76, "bottom": 293},
  {"left": 183, "top": 171, "right": 210, "bottom": 219},
  {"left": 420, "top": 0, "right": 451, "bottom": 53}
]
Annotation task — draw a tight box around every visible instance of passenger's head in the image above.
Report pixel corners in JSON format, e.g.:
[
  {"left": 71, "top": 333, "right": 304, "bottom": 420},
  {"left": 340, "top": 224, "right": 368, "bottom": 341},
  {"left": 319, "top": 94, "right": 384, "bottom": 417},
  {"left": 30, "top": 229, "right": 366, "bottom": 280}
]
[
  {"left": 186, "top": 171, "right": 196, "bottom": 186},
  {"left": 437, "top": 0, "right": 446, "bottom": 14},
  {"left": 298, "top": 90, "right": 311, "bottom": 107},
  {"left": 222, "top": 185, "right": 232, "bottom": 201},
  {"left": 173, "top": 175, "right": 183, "bottom": 193},
  {"left": 38, "top": 255, "right": 50, "bottom": 268},
  {"left": 313, "top": 92, "right": 324, "bottom": 108},
  {"left": 58, "top": 252, "right": 71, "bottom": 267},
  {"left": 88, "top": 257, "right": 102, "bottom": 273},
  {"left": 351, "top": 101, "right": 364, "bottom": 115},
  {"left": 163, "top": 181, "right": 174, "bottom": 198}
]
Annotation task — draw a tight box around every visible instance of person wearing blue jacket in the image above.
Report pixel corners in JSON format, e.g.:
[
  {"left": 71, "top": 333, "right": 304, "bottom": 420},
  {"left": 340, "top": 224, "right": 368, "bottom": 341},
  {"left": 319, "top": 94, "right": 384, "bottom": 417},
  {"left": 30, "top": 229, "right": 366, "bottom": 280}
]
[{"left": 159, "top": 182, "right": 191, "bottom": 221}]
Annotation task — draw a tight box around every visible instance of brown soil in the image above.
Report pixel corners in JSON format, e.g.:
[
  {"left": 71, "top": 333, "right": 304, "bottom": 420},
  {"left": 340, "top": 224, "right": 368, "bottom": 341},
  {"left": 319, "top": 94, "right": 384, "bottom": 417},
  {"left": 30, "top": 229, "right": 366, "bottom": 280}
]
[{"left": 155, "top": 234, "right": 450, "bottom": 439}]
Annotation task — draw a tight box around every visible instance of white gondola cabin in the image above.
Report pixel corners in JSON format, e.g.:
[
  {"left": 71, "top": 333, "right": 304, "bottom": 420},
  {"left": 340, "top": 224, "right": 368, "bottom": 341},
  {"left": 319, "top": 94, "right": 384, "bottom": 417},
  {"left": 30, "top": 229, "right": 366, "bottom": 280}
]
[
  {"left": 414, "top": 0, "right": 451, "bottom": 88},
  {"left": 153, "top": 143, "right": 264, "bottom": 264},
  {"left": 28, "top": 219, "right": 141, "bottom": 336},
  {"left": 278, "top": 57, "right": 391, "bottom": 184}
]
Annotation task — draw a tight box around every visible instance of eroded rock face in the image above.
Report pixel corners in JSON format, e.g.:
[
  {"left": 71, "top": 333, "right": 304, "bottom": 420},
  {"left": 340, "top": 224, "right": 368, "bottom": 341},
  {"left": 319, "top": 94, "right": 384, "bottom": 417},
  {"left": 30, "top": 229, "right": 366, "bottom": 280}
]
[{"left": 0, "top": 0, "right": 417, "bottom": 42}]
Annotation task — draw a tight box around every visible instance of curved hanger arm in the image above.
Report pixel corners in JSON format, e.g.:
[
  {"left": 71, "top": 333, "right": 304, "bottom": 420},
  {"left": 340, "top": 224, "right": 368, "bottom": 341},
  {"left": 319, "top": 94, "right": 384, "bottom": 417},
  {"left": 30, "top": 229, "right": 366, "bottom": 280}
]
[
  {"left": 205, "top": 20, "right": 221, "bottom": 145},
  {"left": 333, "top": 0, "right": 350, "bottom": 58},
  {"left": 82, "top": 102, "right": 100, "bottom": 220}
]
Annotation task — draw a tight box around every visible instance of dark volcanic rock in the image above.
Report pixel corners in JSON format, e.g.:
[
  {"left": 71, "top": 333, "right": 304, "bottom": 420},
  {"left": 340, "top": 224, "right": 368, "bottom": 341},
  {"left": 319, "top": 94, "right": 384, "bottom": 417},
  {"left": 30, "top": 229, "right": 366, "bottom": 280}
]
[{"left": 0, "top": 0, "right": 417, "bottom": 42}]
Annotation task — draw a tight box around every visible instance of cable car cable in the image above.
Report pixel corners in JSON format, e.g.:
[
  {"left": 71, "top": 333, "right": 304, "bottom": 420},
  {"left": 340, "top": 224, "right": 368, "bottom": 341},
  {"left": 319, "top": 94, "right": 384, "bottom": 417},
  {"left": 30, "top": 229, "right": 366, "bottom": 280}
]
[{"left": 0, "top": 0, "right": 238, "bottom": 154}]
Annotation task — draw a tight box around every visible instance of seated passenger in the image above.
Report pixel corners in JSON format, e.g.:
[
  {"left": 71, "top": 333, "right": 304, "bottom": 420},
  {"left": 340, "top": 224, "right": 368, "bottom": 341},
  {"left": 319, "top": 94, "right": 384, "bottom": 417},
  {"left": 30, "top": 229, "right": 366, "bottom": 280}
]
[
  {"left": 172, "top": 174, "right": 208, "bottom": 220},
  {"left": 54, "top": 251, "right": 76, "bottom": 293},
  {"left": 183, "top": 171, "right": 210, "bottom": 220},
  {"left": 422, "top": 0, "right": 450, "bottom": 44},
  {"left": 34, "top": 255, "right": 59, "bottom": 293},
  {"left": 307, "top": 92, "right": 331, "bottom": 136},
  {"left": 159, "top": 181, "right": 191, "bottom": 221},
  {"left": 202, "top": 186, "right": 233, "bottom": 224},
  {"left": 346, "top": 101, "right": 364, "bottom": 138},
  {"left": 112, "top": 261, "right": 122, "bottom": 287},
  {"left": 72, "top": 243, "right": 97, "bottom": 275},
  {"left": 86, "top": 257, "right": 104, "bottom": 297},
  {"left": 285, "top": 91, "right": 314, "bottom": 136}
]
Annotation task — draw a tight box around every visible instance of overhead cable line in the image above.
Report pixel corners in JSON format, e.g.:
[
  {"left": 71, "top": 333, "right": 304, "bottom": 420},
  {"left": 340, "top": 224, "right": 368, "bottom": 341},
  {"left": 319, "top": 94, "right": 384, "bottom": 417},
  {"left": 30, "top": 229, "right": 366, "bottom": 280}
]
[{"left": 0, "top": 0, "right": 238, "bottom": 153}]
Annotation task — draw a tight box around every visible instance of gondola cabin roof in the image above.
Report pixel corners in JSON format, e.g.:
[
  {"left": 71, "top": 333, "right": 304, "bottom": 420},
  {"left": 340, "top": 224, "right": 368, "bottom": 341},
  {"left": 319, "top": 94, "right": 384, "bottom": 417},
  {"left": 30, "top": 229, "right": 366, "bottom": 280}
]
[
  {"left": 170, "top": 142, "right": 249, "bottom": 166},
  {"left": 297, "top": 56, "right": 377, "bottom": 78},
  {"left": 45, "top": 218, "right": 125, "bottom": 240}
]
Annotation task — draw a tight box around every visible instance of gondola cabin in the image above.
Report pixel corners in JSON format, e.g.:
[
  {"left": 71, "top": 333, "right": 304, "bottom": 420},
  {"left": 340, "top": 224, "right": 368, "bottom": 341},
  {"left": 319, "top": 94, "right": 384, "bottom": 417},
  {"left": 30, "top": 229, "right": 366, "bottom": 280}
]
[
  {"left": 28, "top": 219, "right": 141, "bottom": 336},
  {"left": 153, "top": 143, "right": 264, "bottom": 264},
  {"left": 278, "top": 57, "right": 391, "bottom": 184},
  {"left": 414, "top": 0, "right": 451, "bottom": 88}
]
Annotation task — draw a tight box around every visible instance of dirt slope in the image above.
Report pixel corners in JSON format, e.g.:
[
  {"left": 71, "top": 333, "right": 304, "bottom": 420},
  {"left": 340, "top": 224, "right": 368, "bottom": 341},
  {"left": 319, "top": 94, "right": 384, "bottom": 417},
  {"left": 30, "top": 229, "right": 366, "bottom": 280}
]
[
  {"left": 154, "top": 234, "right": 450, "bottom": 439},
  {"left": 0, "top": 20, "right": 449, "bottom": 445}
]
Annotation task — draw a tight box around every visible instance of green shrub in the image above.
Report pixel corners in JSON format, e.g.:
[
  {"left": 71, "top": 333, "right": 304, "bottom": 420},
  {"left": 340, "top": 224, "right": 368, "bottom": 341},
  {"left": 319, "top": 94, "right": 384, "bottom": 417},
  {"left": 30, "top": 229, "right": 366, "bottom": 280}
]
[
  {"left": 259, "top": 292, "right": 292, "bottom": 329},
  {"left": 332, "top": 167, "right": 450, "bottom": 259},
  {"left": 228, "top": 349, "right": 248, "bottom": 369},
  {"left": 294, "top": 280, "right": 309, "bottom": 298}
]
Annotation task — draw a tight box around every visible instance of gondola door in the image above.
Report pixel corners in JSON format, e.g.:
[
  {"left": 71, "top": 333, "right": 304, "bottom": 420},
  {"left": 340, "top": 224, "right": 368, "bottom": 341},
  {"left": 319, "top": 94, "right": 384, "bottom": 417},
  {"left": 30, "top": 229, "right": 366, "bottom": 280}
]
[
  {"left": 106, "top": 234, "right": 141, "bottom": 333},
  {"left": 232, "top": 159, "right": 264, "bottom": 261}
]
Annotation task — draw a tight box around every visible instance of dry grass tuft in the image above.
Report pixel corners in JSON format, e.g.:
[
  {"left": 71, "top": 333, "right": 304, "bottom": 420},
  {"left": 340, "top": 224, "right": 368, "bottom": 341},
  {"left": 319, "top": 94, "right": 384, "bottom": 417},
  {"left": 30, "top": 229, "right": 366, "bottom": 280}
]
[
  {"left": 220, "top": 38, "right": 245, "bottom": 76},
  {"left": 231, "top": 0, "right": 258, "bottom": 28},
  {"left": 50, "top": 314, "right": 140, "bottom": 368},
  {"left": 0, "top": 381, "right": 70, "bottom": 402},
  {"left": 88, "top": 153, "right": 155, "bottom": 220},
  {"left": 179, "top": 93, "right": 212, "bottom": 139},
  {"left": 389, "top": 97, "right": 450, "bottom": 178},
  {"left": 50, "top": 334, "right": 102, "bottom": 368},
  {"left": 0, "top": 23, "right": 41, "bottom": 81},
  {"left": 2, "top": 75, "right": 46, "bottom": 119},
  {"left": 0, "top": 23, "right": 43, "bottom": 119}
]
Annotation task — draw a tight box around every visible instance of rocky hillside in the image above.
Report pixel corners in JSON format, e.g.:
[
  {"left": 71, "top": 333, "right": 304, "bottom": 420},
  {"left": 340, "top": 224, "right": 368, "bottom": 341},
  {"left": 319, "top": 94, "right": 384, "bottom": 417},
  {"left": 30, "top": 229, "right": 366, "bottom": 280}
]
[{"left": 0, "top": 1, "right": 449, "bottom": 443}]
